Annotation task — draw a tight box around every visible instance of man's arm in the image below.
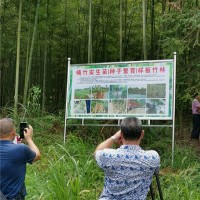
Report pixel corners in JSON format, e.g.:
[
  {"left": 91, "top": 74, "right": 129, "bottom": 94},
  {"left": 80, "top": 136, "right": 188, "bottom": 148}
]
[
  {"left": 24, "top": 125, "right": 41, "bottom": 162},
  {"left": 196, "top": 102, "right": 200, "bottom": 113},
  {"left": 94, "top": 130, "right": 122, "bottom": 158}
]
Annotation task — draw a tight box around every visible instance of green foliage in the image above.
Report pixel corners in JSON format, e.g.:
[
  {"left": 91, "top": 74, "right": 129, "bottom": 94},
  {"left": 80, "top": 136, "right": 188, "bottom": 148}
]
[
  {"left": 161, "top": 165, "right": 200, "bottom": 200},
  {"left": 26, "top": 134, "right": 103, "bottom": 200},
  {"left": 0, "top": 85, "right": 42, "bottom": 121},
  {"left": 1, "top": 0, "right": 199, "bottom": 121},
  {"left": 22, "top": 117, "right": 200, "bottom": 199},
  {"left": 27, "top": 86, "right": 42, "bottom": 117}
]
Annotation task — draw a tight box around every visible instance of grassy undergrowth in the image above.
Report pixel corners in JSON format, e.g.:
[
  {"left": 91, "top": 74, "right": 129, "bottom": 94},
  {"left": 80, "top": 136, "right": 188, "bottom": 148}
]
[{"left": 24, "top": 116, "right": 200, "bottom": 200}]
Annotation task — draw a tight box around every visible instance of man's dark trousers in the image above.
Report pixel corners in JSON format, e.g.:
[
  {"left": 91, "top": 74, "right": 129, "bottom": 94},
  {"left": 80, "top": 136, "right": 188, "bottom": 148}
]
[{"left": 191, "top": 114, "right": 200, "bottom": 140}]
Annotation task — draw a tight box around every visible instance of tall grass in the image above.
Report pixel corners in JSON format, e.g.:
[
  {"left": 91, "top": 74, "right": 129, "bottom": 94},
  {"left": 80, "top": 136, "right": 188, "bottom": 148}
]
[
  {"left": 160, "top": 165, "right": 200, "bottom": 200},
  {"left": 23, "top": 117, "right": 200, "bottom": 200},
  {"left": 26, "top": 135, "right": 103, "bottom": 200}
]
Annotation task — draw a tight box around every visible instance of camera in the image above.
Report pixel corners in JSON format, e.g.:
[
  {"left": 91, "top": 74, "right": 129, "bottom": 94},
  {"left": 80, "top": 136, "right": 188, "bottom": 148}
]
[{"left": 19, "top": 122, "right": 28, "bottom": 139}]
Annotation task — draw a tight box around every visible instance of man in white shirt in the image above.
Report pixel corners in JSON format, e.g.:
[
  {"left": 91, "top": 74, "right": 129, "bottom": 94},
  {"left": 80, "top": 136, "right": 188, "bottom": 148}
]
[{"left": 94, "top": 117, "right": 160, "bottom": 200}]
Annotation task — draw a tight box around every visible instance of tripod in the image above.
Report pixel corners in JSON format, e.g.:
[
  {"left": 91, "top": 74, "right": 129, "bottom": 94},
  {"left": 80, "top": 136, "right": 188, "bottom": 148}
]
[{"left": 150, "top": 171, "right": 163, "bottom": 200}]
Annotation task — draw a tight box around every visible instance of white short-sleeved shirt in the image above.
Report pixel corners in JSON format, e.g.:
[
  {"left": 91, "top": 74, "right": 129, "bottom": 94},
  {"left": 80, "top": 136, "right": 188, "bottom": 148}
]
[{"left": 95, "top": 145, "right": 160, "bottom": 200}]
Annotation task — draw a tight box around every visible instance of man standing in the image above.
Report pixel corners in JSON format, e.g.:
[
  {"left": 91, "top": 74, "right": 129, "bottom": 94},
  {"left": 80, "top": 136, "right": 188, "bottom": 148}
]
[
  {"left": 191, "top": 93, "right": 200, "bottom": 141},
  {"left": 0, "top": 118, "right": 41, "bottom": 200},
  {"left": 94, "top": 117, "right": 160, "bottom": 200}
]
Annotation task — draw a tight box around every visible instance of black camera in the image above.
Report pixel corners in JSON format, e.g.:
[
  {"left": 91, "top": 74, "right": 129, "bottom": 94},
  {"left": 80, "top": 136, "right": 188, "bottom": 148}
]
[{"left": 19, "top": 122, "right": 28, "bottom": 139}]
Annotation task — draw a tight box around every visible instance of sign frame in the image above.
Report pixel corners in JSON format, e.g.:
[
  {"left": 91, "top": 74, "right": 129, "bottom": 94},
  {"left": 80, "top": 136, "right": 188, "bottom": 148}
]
[{"left": 64, "top": 52, "right": 177, "bottom": 165}]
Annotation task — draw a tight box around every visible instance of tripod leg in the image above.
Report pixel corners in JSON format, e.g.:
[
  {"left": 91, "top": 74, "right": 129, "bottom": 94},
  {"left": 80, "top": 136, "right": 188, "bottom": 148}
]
[
  {"left": 150, "top": 184, "right": 155, "bottom": 200},
  {"left": 155, "top": 173, "right": 164, "bottom": 200}
]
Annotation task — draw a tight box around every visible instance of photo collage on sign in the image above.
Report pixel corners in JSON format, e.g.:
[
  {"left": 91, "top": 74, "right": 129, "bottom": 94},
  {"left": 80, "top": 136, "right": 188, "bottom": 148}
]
[{"left": 73, "top": 84, "right": 166, "bottom": 115}]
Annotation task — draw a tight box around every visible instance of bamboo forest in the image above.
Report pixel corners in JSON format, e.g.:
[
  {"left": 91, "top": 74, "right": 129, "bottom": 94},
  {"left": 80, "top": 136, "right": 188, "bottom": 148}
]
[{"left": 0, "top": 0, "right": 200, "bottom": 200}]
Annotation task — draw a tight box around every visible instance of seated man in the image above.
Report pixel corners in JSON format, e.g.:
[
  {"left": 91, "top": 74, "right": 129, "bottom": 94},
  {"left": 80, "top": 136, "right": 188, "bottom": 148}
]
[
  {"left": 0, "top": 118, "right": 41, "bottom": 200},
  {"left": 94, "top": 117, "right": 160, "bottom": 200}
]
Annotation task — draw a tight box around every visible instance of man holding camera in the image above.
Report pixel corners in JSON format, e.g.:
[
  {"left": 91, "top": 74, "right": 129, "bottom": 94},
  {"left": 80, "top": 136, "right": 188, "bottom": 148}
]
[
  {"left": 94, "top": 117, "right": 160, "bottom": 200},
  {"left": 0, "top": 118, "right": 41, "bottom": 200}
]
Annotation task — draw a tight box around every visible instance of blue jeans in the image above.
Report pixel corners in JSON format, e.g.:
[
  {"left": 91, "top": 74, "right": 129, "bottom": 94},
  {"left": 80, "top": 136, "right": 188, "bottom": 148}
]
[{"left": 191, "top": 114, "right": 200, "bottom": 140}]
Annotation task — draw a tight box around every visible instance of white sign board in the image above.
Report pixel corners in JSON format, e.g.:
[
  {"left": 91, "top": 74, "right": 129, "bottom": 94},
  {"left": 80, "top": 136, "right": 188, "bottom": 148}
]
[{"left": 66, "top": 60, "right": 174, "bottom": 120}]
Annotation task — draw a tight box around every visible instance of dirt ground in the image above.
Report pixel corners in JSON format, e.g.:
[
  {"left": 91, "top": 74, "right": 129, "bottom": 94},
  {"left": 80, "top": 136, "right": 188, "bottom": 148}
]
[{"left": 176, "top": 136, "right": 200, "bottom": 155}]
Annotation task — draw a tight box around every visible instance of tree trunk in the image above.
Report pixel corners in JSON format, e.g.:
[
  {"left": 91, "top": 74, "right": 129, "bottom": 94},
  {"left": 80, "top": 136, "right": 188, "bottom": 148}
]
[
  {"left": 157, "top": 0, "right": 166, "bottom": 58},
  {"left": 162, "top": 0, "right": 166, "bottom": 14},
  {"left": 23, "top": 0, "right": 40, "bottom": 106},
  {"left": 88, "top": 0, "right": 92, "bottom": 63},
  {"left": 119, "top": 0, "right": 123, "bottom": 61},
  {"left": 150, "top": 0, "right": 155, "bottom": 59},
  {"left": 14, "top": 0, "right": 22, "bottom": 118},
  {"left": 142, "top": 0, "right": 147, "bottom": 60},
  {"left": 42, "top": 0, "right": 49, "bottom": 114},
  {"left": 101, "top": 0, "right": 106, "bottom": 61},
  {"left": 196, "top": 0, "right": 199, "bottom": 7},
  {"left": 25, "top": 0, "right": 32, "bottom": 82}
]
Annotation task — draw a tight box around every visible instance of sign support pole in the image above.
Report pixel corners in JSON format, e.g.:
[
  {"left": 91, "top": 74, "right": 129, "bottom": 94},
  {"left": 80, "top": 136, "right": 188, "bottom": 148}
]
[
  {"left": 172, "top": 52, "right": 177, "bottom": 165},
  {"left": 64, "top": 58, "right": 71, "bottom": 143}
]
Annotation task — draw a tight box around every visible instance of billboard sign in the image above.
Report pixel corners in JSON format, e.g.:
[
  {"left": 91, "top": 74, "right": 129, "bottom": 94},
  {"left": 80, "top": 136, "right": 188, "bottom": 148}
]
[{"left": 66, "top": 60, "right": 174, "bottom": 120}]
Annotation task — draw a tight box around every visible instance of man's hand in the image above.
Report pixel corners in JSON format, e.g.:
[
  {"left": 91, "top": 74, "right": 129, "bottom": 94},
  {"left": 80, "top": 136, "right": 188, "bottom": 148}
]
[
  {"left": 112, "top": 130, "right": 123, "bottom": 146},
  {"left": 23, "top": 125, "right": 41, "bottom": 162},
  {"left": 94, "top": 130, "right": 123, "bottom": 158},
  {"left": 24, "top": 125, "right": 33, "bottom": 142}
]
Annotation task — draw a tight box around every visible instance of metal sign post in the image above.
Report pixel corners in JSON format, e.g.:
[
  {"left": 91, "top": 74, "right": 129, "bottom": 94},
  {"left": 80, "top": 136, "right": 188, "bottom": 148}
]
[
  {"left": 172, "top": 52, "right": 177, "bottom": 165},
  {"left": 64, "top": 58, "right": 71, "bottom": 143}
]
